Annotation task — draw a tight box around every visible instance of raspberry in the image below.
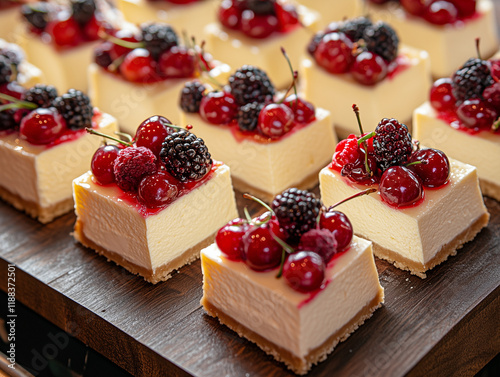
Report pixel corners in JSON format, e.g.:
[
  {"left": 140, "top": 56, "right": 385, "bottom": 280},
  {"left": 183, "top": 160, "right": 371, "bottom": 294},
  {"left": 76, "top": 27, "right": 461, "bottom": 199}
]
[
  {"left": 21, "top": 2, "right": 52, "bottom": 31},
  {"left": 0, "top": 55, "right": 12, "bottom": 85},
  {"left": 113, "top": 146, "right": 157, "bottom": 192},
  {"left": 53, "top": 89, "right": 93, "bottom": 130},
  {"left": 452, "top": 58, "right": 494, "bottom": 104},
  {"left": 159, "top": 130, "right": 212, "bottom": 182},
  {"left": 237, "top": 101, "right": 263, "bottom": 131},
  {"left": 179, "top": 81, "right": 205, "bottom": 113},
  {"left": 22, "top": 85, "right": 58, "bottom": 108},
  {"left": 363, "top": 22, "right": 399, "bottom": 62},
  {"left": 141, "top": 23, "right": 178, "bottom": 60},
  {"left": 71, "top": 0, "right": 96, "bottom": 25},
  {"left": 373, "top": 118, "right": 413, "bottom": 171},
  {"left": 229, "top": 65, "right": 275, "bottom": 106},
  {"left": 334, "top": 134, "right": 360, "bottom": 166},
  {"left": 339, "top": 16, "right": 372, "bottom": 41},
  {"left": 271, "top": 188, "right": 322, "bottom": 243},
  {"left": 298, "top": 228, "right": 338, "bottom": 264}
]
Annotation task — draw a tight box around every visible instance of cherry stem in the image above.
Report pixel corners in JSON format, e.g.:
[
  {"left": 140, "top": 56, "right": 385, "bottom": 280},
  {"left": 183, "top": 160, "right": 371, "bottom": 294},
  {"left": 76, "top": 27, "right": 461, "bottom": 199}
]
[
  {"left": 98, "top": 30, "right": 144, "bottom": 49},
  {"left": 271, "top": 230, "right": 295, "bottom": 279},
  {"left": 357, "top": 131, "right": 375, "bottom": 145},
  {"left": 492, "top": 117, "right": 500, "bottom": 132},
  {"left": 278, "top": 71, "right": 299, "bottom": 104},
  {"left": 413, "top": 139, "right": 420, "bottom": 151},
  {"left": 115, "top": 131, "right": 133, "bottom": 143},
  {"left": 243, "top": 206, "right": 253, "bottom": 223},
  {"left": 475, "top": 38, "right": 482, "bottom": 60},
  {"left": 243, "top": 193, "right": 275, "bottom": 215},
  {"left": 276, "top": 249, "right": 286, "bottom": 279},
  {"left": 405, "top": 160, "right": 428, "bottom": 167},
  {"left": 85, "top": 128, "right": 133, "bottom": 147},
  {"left": 108, "top": 54, "right": 126, "bottom": 73},
  {"left": 0, "top": 92, "right": 37, "bottom": 110},
  {"left": 328, "top": 188, "right": 377, "bottom": 210},
  {"left": 0, "top": 102, "right": 36, "bottom": 112},
  {"left": 352, "top": 104, "right": 372, "bottom": 176},
  {"left": 280, "top": 46, "right": 298, "bottom": 101}
]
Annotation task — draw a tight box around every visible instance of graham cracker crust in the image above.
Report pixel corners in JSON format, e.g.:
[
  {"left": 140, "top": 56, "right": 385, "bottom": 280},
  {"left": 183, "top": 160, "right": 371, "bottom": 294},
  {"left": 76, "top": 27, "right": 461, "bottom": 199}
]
[
  {"left": 480, "top": 179, "right": 500, "bottom": 202},
  {"left": 74, "top": 219, "right": 216, "bottom": 284},
  {"left": 0, "top": 185, "right": 73, "bottom": 224},
  {"left": 231, "top": 163, "right": 329, "bottom": 202},
  {"left": 201, "top": 288, "right": 384, "bottom": 375},
  {"left": 370, "top": 212, "right": 490, "bottom": 279}
]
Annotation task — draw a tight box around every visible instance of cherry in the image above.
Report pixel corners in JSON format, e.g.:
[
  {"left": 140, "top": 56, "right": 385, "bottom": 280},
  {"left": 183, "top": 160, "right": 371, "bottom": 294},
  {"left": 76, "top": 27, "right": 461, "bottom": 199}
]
[
  {"left": 450, "top": 0, "right": 476, "bottom": 17},
  {"left": 216, "top": 218, "right": 248, "bottom": 261},
  {"left": 489, "top": 59, "right": 500, "bottom": 80},
  {"left": 158, "top": 46, "right": 195, "bottom": 78},
  {"left": 218, "top": 0, "right": 241, "bottom": 29},
  {"left": 314, "top": 32, "right": 354, "bottom": 74},
  {"left": 351, "top": 51, "right": 388, "bottom": 85},
  {"left": 400, "top": 0, "right": 429, "bottom": 16},
  {"left": 408, "top": 148, "right": 450, "bottom": 187},
  {"left": 110, "top": 29, "right": 140, "bottom": 60},
  {"left": 379, "top": 166, "right": 423, "bottom": 207},
  {"left": 119, "top": 48, "right": 158, "bottom": 83},
  {"left": 199, "top": 91, "right": 238, "bottom": 124},
  {"left": 241, "top": 223, "right": 284, "bottom": 271},
  {"left": 137, "top": 170, "right": 179, "bottom": 207},
  {"left": 457, "top": 99, "right": 497, "bottom": 129},
  {"left": 257, "top": 103, "right": 294, "bottom": 137},
  {"left": 134, "top": 115, "right": 175, "bottom": 157},
  {"left": 341, "top": 148, "right": 379, "bottom": 185},
  {"left": 20, "top": 108, "right": 66, "bottom": 145},
  {"left": 275, "top": 2, "right": 299, "bottom": 32},
  {"left": 319, "top": 210, "right": 353, "bottom": 251},
  {"left": 240, "top": 10, "right": 279, "bottom": 39},
  {"left": 0, "top": 81, "right": 25, "bottom": 100},
  {"left": 83, "top": 14, "right": 101, "bottom": 41},
  {"left": 282, "top": 251, "right": 325, "bottom": 293},
  {"left": 46, "top": 14, "right": 83, "bottom": 47},
  {"left": 423, "top": 1, "right": 458, "bottom": 25},
  {"left": 283, "top": 95, "right": 315, "bottom": 124},
  {"left": 91, "top": 145, "right": 120, "bottom": 184},
  {"left": 298, "top": 228, "right": 338, "bottom": 263},
  {"left": 482, "top": 82, "right": 500, "bottom": 111},
  {"left": 430, "top": 78, "right": 456, "bottom": 112}
]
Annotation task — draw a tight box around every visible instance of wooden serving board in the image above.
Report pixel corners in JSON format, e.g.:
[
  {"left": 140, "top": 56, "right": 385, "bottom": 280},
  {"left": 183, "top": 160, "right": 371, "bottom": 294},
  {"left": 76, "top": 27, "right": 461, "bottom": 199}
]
[{"left": 0, "top": 190, "right": 499, "bottom": 377}]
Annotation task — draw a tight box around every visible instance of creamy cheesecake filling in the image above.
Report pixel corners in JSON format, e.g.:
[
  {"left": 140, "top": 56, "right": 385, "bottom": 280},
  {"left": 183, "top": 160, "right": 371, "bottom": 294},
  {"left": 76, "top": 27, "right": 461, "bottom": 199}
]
[
  {"left": 0, "top": 6, "right": 21, "bottom": 42},
  {"left": 413, "top": 102, "right": 500, "bottom": 201},
  {"left": 181, "top": 108, "right": 337, "bottom": 198},
  {"left": 301, "top": 45, "right": 431, "bottom": 137},
  {"left": 73, "top": 164, "right": 238, "bottom": 272},
  {"left": 296, "top": 0, "right": 361, "bottom": 27},
  {"left": 201, "top": 235, "right": 383, "bottom": 360}
]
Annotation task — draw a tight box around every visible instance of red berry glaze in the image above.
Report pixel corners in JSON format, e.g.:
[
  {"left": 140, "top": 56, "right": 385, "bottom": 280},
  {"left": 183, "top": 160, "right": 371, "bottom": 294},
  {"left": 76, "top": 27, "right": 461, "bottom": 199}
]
[
  {"left": 199, "top": 91, "right": 238, "bottom": 125},
  {"left": 283, "top": 251, "right": 325, "bottom": 293},
  {"left": 91, "top": 144, "right": 120, "bottom": 184},
  {"left": 379, "top": 166, "right": 423, "bottom": 207},
  {"left": 319, "top": 210, "right": 353, "bottom": 251},
  {"left": 137, "top": 170, "right": 179, "bottom": 208},
  {"left": 408, "top": 148, "right": 450, "bottom": 188},
  {"left": 134, "top": 115, "right": 174, "bottom": 158},
  {"left": 19, "top": 108, "right": 66, "bottom": 145},
  {"left": 257, "top": 103, "right": 294, "bottom": 137}
]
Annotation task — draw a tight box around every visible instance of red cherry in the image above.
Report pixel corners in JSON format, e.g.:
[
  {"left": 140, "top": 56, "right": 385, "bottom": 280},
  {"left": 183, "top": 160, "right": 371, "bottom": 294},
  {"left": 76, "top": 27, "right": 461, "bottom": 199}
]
[
  {"left": 283, "top": 251, "right": 325, "bottom": 293},
  {"left": 314, "top": 32, "right": 354, "bottom": 74},
  {"left": 449, "top": 0, "right": 476, "bottom": 17},
  {"left": 46, "top": 14, "right": 83, "bottom": 47},
  {"left": 138, "top": 170, "right": 179, "bottom": 208},
  {"left": 199, "top": 91, "right": 238, "bottom": 124},
  {"left": 430, "top": 78, "right": 456, "bottom": 112},
  {"left": 400, "top": 0, "right": 430, "bottom": 16},
  {"left": 482, "top": 82, "right": 500, "bottom": 111},
  {"left": 119, "top": 48, "right": 159, "bottom": 83},
  {"left": 0, "top": 81, "right": 25, "bottom": 100},
  {"left": 489, "top": 59, "right": 500, "bottom": 80},
  {"left": 158, "top": 46, "right": 195, "bottom": 78},
  {"left": 319, "top": 210, "right": 353, "bottom": 251},
  {"left": 379, "top": 166, "right": 423, "bottom": 207},
  {"left": 408, "top": 148, "right": 450, "bottom": 187},
  {"left": 240, "top": 10, "right": 279, "bottom": 39},
  {"left": 340, "top": 148, "right": 379, "bottom": 185},
  {"left": 91, "top": 145, "right": 120, "bottom": 184},
  {"left": 20, "top": 108, "right": 66, "bottom": 145},
  {"left": 275, "top": 2, "right": 299, "bottom": 32},
  {"left": 257, "top": 103, "right": 294, "bottom": 137},
  {"left": 423, "top": 1, "right": 458, "bottom": 25},
  {"left": 110, "top": 29, "right": 140, "bottom": 60},
  {"left": 283, "top": 95, "right": 315, "bottom": 124},
  {"left": 216, "top": 218, "right": 248, "bottom": 261},
  {"left": 134, "top": 115, "right": 175, "bottom": 157},
  {"left": 457, "top": 99, "right": 497, "bottom": 129},
  {"left": 241, "top": 223, "right": 283, "bottom": 271},
  {"left": 298, "top": 228, "right": 338, "bottom": 263},
  {"left": 351, "top": 51, "right": 388, "bottom": 85},
  {"left": 218, "top": 0, "right": 242, "bottom": 29},
  {"left": 83, "top": 14, "right": 101, "bottom": 41}
]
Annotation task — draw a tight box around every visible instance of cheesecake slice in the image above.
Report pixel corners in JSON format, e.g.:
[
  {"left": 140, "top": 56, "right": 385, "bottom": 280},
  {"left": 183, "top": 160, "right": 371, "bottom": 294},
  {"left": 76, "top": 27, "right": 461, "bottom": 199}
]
[
  {"left": 0, "top": 38, "right": 43, "bottom": 88},
  {"left": 0, "top": 2, "right": 21, "bottom": 41}
]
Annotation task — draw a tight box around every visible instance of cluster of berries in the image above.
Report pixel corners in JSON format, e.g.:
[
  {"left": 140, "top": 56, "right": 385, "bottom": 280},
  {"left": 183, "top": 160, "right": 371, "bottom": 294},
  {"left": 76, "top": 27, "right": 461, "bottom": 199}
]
[
  {"left": 0, "top": 83, "right": 94, "bottom": 145},
  {"left": 94, "top": 23, "right": 209, "bottom": 83},
  {"left": 0, "top": 44, "right": 23, "bottom": 86},
  {"left": 90, "top": 115, "right": 213, "bottom": 209},
  {"left": 369, "top": 0, "right": 476, "bottom": 25},
  {"left": 218, "top": 0, "right": 300, "bottom": 39},
  {"left": 216, "top": 188, "right": 356, "bottom": 293},
  {"left": 22, "top": 0, "right": 101, "bottom": 48},
  {"left": 180, "top": 65, "right": 316, "bottom": 138},
  {"left": 333, "top": 107, "right": 450, "bottom": 207},
  {"left": 430, "top": 55, "right": 500, "bottom": 133},
  {"left": 308, "top": 17, "right": 399, "bottom": 85}
]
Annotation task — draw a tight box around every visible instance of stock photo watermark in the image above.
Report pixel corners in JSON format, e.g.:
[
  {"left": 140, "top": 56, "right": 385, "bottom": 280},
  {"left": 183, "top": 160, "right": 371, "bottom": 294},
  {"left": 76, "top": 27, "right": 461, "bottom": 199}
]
[{"left": 6, "top": 263, "right": 16, "bottom": 370}]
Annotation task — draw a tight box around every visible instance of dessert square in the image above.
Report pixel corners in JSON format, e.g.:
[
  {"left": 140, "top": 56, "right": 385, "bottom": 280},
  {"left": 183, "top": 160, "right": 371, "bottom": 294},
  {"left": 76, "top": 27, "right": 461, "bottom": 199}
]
[
  {"left": 0, "top": 2, "right": 21, "bottom": 41},
  {"left": 0, "top": 38, "right": 44, "bottom": 88},
  {"left": 296, "top": 0, "right": 362, "bottom": 28}
]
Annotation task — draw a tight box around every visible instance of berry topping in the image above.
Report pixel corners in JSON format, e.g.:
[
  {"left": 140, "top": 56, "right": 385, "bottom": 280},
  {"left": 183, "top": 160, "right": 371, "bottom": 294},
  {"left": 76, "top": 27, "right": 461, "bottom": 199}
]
[
  {"left": 0, "top": 48, "right": 22, "bottom": 68},
  {"left": 241, "top": 221, "right": 284, "bottom": 271},
  {"left": 21, "top": 2, "right": 52, "bottom": 31},
  {"left": 0, "top": 110, "right": 16, "bottom": 132},
  {"left": 456, "top": 98, "right": 497, "bottom": 130},
  {"left": 119, "top": 48, "right": 158, "bottom": 83},
  {"left": 180, "top": 81, "right": 206, "bottom": 113},
  {"left": 271, "top": 188, "right": 322, "bottom": 243},
  {"left": 483, "top": 81, "right": 500, "bottom": 110},
  {"left": 244, "top": 0, "right": 276, "bottom": 14},
  {"left": 319, "top": 210, "right": 353, "bottom": 252},
  {"left": 237, "top": 101, "right": 263, "bottom": 131},
  {"left": 351, "top": 51, "right": 388, "bottom": 85},
  {"left": 94, "top": 42, "right": 114, "bottom": 68},
  {"left": 46, "top": 15, "right": 83, "bottom": 48},
  {"left": 257, "top": 103, "right": 294, "bottom": 138},
  {"left": 334, "top": 134, "right": 360, "bottom": 166},
  {"left": 22, "top": 84, "right": 58, "bottom": 108},
  {"left": 408, "top": 148, "right": 450, "bottom": 188},
  {"left": 158, "top": 46, "right": 195, "bottom": 78},
  {"left": 91, "top": 145, "right": 120, "bottom": 185},
  {"left": 0, "top": 55, "right": 12, "bottom": 85},
  {"left": 113, "top": 146, "right": 157, "bottom": 192},
  {"left": 314, "top": 32, "right": 354, "bottom": 74},
  {"left": 452, "top": 58, "right": 494, "bottom": 104},
  {"left": 240, "top": 10, "right": 278, "bottom": 39},
  {"left": 424, "top": 1, "right": 458, "bottom": 25},
  {"left": 430, "top": 78, "right": 456, "bottom": 112},
  {"left": 363, "top": 22, "right": 399, "bottom": 62},
  {"left": 282, "top": 251, "right": 325, "bottom": 293},
  {"left": 216, "top": 218, "right": 248, "bottom": 261},
  {"left": 379, "top": 166, "right": 423, "bottom": 207},
  {"left": 19, "top": 108, "right": 66, "bottom": 145},
  {"left": 134, "top": 115, "right": 175, "bottom": 157},
  {"left": 229, "top": 65, "right": 275, "bottom": 106},
  {"left": 373, "top": 118, "right": 413, "bottom": 171},
  {"left": 284, "top": 95, "right": 315, "bottom": 124},
  {"left": 339, "top": 16, "right": 372, "bottom": 41},
  {"left": 141, "top": 23, "right": 179, "bottom": 60},
  {"left": 218, "top": 0, "right": 242, "bottom": 29},
  {"left": 159, "top": 129, "right": 213, "bottom": 182},
  {"left": 137, "top": 170, "right": 179, "bottom": 208},
  {"left": 298, "top": 228, "right": 338, "bottom": 264},
  {"left": 71, "top": 0, "right": 96, "bottom": 26},
  {"left": 53, "top": 89, "right": 93, "bottom": 130},
  {"left": 199, "top": 91, "right": 238, "bottom": 125}
]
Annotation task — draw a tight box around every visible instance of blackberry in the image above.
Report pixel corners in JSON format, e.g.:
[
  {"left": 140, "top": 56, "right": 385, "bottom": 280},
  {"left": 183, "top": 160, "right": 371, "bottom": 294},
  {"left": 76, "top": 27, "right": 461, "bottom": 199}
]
[
  {"left": 94, "top": 43, "right": 113, "bottom": 68},
  {"left": 141, "top": 24, "right": 178, "bottom": 60},
  {"left": 238, "top": 0, "right": 276, "bottom": 14},
  {"left": 159, "top": 130, "right": 212, "bottom": 182},
  {"left": 21, "top": 3, "right": 52, "bottom": 31},
  {"left": 23, "top": 84, "right": 58, "bottom": 108},
  {"left": 179, "top": 81, "right": 205, "bottom": 113},
  {"left": 237, "top": 101, "right": 263, "bottom": 131},
  {"left": 0, "top": 48, "right": 22, "bottom": 67},
  {"left": 53, "top": 89, "right": 93, "bottom": 130},
  {"left": 307, "top": 32, "right": 324, "bottom": 56},
  {"left": 339, "top": 16, "right": 372, "bottom": 42},
  {"left": 452, "top": 58, "right": 494, "bottom": 104},
  {"left": 0, "top": 55, "right": 12, "bottom": 85},
  {"left": 362, "top": 22, "right": 399, "bottom": 62},
  {"left": 271, "top": 188, "right": 322, "bottom": 243},
  {"left": 71, "top": 0, "right": 96, "bottom": 26},
  {"left": 373, "top": 118, "right": 413, "bottom": 172},
  {"left": 0, "top": 110, "right": 17, "bottom": 131},
  {"left": 229, "top": 65, "right": 275, "bottom": 106}
]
